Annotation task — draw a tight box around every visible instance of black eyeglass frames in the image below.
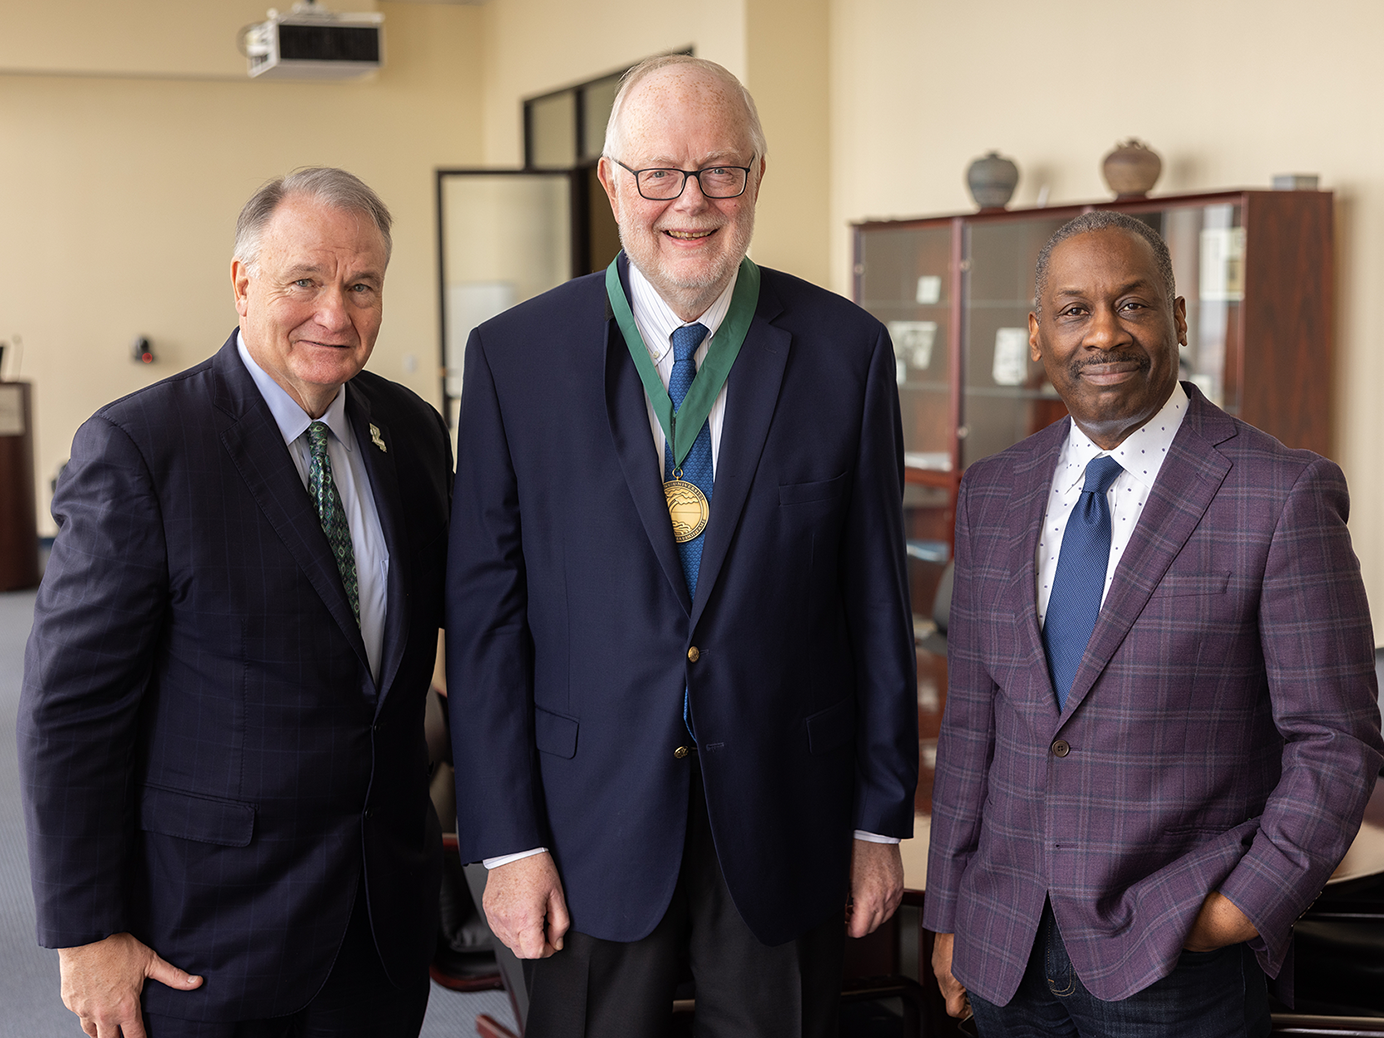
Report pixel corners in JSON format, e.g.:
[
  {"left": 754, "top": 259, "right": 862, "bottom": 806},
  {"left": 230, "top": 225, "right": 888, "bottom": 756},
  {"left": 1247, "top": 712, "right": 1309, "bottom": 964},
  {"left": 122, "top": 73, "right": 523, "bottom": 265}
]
[{"left": 611, "top": 158, "right": 754, "bottom": 201}]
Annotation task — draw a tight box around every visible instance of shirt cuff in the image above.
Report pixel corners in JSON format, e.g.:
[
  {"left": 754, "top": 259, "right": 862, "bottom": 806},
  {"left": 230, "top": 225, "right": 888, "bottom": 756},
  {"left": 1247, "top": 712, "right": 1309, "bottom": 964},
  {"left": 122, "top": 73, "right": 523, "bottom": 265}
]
[
  {"left": 853, "top": 830, "right": 900, "bottom": 844},
  {"left": 483, "top": 847, "right": 548, "bottom": 869}
]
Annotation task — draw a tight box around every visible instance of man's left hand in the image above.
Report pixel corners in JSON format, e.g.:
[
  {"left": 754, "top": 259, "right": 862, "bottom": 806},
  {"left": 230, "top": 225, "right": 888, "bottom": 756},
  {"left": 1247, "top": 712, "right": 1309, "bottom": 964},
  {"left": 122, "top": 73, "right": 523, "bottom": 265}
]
[
  {"left": 1183, "top": 890, "right": 1259, "bottom": 952},
  {"left": 846, "top": 839, "right": 904, "bottom": 938}
]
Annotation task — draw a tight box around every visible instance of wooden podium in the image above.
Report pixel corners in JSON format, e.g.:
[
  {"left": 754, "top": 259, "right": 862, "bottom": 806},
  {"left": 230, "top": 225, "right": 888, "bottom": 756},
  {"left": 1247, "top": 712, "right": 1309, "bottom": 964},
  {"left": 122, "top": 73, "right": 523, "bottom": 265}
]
[{"left": 0, "top": 380, "right": 40, "bottom": 591}]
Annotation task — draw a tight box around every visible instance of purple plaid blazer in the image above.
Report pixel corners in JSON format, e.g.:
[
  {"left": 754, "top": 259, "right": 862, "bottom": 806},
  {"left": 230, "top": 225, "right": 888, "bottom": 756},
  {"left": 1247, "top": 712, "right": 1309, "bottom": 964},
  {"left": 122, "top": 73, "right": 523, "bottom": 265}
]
[{"left": 924, "top": 384, "right": 1382, "bottom": 1004}]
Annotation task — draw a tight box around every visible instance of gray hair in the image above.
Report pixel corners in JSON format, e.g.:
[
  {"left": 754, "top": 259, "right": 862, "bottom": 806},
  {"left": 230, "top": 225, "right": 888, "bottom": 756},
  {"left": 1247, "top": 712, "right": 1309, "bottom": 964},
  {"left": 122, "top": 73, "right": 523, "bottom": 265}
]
[
  {"left": 603, "top": 55, "right": 768, "bottom": 164},
  {"left": 233, "top": 167, "right": 393, "bottom": 274},
  {"left": 1033, "top": 210, "right": 1175, "bottom": 315}
]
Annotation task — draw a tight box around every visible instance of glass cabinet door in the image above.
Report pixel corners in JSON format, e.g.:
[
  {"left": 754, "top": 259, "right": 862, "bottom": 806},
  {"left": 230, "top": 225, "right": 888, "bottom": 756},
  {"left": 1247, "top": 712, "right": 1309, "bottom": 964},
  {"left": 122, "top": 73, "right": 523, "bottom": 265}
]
[
  {"left": 855, "top": 221, "right": 956, "bottom": 627},
  {"left": 856, "top": 223, "right": 955, "bottom": 476},
  {"left": 1148, "top": 202, "right": 1244, "bottom": 416},
  {"left": 961, "top": 217, "right": 1069, "bottom": 468}
]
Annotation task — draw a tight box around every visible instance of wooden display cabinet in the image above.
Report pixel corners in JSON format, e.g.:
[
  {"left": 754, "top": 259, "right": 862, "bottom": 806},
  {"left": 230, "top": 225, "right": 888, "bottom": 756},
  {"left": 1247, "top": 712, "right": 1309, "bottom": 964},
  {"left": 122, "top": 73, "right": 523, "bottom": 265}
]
[{"left": 854, "top": 189, "right": 1334, "bottom": 620}]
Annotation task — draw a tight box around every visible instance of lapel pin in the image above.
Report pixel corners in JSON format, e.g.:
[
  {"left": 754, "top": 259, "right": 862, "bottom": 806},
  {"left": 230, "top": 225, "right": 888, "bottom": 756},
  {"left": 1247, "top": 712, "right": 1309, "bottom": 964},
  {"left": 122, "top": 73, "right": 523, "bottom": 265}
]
[{"left": 369, "top": 424, "right": 387, "bottom": 452}]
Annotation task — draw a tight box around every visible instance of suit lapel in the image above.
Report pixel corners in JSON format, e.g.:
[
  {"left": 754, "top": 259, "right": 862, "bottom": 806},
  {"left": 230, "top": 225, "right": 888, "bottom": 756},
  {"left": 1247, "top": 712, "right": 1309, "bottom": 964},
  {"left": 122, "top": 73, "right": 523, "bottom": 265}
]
[
  {"left": 1004, "top": 421, "right": 1069, "bottom": 719},
  {"left": 211, "top": 336, "right": 371, "bottom": 672},
  {"left": 690, "top": 284, "right": 791, "bottom": 629},
  {"left": 1058, "top": 390, "right": 1235, "bottom": 720},
  {"left": 604, "top": 262, "right": 692, "bottom": 612},
  {"left": 347, "top": 385, "right": 409, "bottom": 704}
]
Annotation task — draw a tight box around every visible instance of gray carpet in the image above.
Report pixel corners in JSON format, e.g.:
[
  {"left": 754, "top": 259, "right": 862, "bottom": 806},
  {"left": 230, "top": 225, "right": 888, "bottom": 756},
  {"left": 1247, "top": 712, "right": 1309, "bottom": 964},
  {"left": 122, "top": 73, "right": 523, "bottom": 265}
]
[
  {"left": 0, "top": 589, "right": 516, "bottom": 1037},
  {"left": 0, "top": 591, "right": 70, "bottom": 1036}
]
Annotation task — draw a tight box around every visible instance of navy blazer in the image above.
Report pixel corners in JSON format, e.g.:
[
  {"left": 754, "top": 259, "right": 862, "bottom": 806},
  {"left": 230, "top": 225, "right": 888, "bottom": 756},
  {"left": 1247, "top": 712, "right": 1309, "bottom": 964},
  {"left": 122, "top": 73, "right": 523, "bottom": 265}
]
[
  {"left": 446, "top": 259, "right": 918, "bottom": 946},
  {"left": 19, "top": 333, "right": 452, "bottom": 1020},
  {"left": 925, "top": 386, "right": 1383, "bottom": 1004}
]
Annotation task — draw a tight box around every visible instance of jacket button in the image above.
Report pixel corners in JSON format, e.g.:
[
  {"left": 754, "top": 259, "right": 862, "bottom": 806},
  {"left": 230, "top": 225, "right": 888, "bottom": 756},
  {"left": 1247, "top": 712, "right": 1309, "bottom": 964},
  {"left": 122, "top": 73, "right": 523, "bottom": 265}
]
[
  {"left": 687, "top": 646, "right": 700, "bottom": 663},
  {"left": 363, "top": 807, "right": 374, "bottom": 819},
  {"left": 1051, "top": 739, "right": 1071, "bottom": 758},
  {"left": 674, "top": 746, "right": 690, "bottom": 759}
]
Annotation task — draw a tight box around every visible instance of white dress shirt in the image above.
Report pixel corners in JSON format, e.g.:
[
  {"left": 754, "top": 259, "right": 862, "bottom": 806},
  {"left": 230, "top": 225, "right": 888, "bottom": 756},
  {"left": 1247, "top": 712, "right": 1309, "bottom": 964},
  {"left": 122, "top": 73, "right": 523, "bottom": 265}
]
[
  {"left": 237, "top": 333, "right": 389, "bottom": 682},
  {"left": 1036, "top": 382, "right": 1189, "bottom": 629}
]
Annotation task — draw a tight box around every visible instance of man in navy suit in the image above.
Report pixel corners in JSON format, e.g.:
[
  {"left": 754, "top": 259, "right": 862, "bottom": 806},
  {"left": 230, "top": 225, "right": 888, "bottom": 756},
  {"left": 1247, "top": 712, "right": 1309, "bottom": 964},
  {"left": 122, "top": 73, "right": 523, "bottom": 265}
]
[
  {"left": 447, "top": 56, "right": 918, "bottom": 1035},
  {"left": 19, "top": 168, "right": 452, "bottom": 1037}
]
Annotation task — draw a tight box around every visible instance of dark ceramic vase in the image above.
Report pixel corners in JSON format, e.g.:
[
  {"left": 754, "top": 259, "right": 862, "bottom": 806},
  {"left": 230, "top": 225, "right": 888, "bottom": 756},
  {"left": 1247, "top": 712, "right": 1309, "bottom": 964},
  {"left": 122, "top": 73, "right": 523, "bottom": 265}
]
[{"left": 966, "top": 151, "right": 1019, "bottom": 210}]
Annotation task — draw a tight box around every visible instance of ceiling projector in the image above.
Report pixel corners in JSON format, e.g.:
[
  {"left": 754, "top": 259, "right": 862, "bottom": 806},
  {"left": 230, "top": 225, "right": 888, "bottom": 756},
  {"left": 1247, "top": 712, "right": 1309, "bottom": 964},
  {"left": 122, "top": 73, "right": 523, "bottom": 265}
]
[{"left": 238, "top": 1, "right": 384, "bottom": 80}]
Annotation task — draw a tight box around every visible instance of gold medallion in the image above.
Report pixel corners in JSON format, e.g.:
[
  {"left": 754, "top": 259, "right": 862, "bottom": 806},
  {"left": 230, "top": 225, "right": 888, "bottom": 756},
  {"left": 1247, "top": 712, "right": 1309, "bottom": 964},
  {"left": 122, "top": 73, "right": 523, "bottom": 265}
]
[{"left": 664, "top": 479, "right": 709, "bottom": 543}]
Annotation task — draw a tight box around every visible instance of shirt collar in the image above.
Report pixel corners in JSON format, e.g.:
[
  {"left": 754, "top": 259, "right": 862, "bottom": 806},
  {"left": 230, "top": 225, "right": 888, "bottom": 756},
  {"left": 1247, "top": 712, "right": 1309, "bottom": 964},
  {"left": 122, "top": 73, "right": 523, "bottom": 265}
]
[
  {"left": 627, "top": 260, "right": 739, "bottom": 363},
  {"left": 1057, "top": 381, "right": 1189, "bottom": 493},
  {"left": 236, "top": 330, "right": 353, "bottom": 450}
]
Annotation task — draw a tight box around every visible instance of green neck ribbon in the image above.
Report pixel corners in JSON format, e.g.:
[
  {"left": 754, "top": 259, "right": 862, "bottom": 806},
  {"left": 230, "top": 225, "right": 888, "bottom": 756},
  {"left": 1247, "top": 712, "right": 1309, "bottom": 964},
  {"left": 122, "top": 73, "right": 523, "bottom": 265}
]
[{"left": 605, "top": 253, "right": 761, "bottom": 470}]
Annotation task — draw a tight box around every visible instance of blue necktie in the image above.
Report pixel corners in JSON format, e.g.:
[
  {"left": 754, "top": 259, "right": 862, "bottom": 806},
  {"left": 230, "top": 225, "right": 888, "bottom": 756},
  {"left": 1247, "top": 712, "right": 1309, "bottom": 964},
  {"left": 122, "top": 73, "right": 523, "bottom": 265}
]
[
  {"left": 665, "top": 322, "right": 711, "bottom": 742},
  {"left": 665, "top": 323, "right": 713, "bottom": 598},
  {"left": 1042, "top": 455, "right": 1123, "bottom": 709}
]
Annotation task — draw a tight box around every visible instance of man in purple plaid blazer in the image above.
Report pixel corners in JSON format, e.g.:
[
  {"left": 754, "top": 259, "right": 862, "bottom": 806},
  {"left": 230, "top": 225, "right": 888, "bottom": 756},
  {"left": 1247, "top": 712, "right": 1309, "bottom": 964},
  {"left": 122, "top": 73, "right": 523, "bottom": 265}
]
[{"left": 926, "top": 211, "right": 1382, "bottom": 1036}]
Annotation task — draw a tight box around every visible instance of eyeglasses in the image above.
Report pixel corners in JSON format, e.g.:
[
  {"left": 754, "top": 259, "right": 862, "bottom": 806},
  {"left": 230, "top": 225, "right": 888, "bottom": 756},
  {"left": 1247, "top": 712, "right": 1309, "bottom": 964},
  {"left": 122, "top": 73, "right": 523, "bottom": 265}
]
[{"left": 611, "top": 158, "right": 754, "bottom": 201}]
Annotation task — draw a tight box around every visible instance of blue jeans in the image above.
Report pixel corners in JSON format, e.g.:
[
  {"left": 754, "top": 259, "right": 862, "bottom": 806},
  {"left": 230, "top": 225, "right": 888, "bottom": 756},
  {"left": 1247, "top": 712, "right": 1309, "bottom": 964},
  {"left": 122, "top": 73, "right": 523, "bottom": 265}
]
[{"left": 969, "top": 899, "right": 1270, "bottom": 1038}]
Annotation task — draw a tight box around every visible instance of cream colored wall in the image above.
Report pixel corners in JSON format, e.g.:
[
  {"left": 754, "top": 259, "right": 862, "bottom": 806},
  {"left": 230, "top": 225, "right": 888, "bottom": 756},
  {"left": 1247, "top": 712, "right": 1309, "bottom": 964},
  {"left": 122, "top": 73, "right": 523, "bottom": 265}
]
[
  {"left": 476, "top": 0, "right": 747, "bottom": 167},
  {"left": 0, "top": 2, "right": 483, "bottom": 536},
  {"left": 831, "top": 0, "right": 1384, "bottom": 634},
  {"left": 0, "top": 0, "right": 299, "bottom": 78},
  {"left": 745, "top": 0, "right": 831, "bottom": 287}
]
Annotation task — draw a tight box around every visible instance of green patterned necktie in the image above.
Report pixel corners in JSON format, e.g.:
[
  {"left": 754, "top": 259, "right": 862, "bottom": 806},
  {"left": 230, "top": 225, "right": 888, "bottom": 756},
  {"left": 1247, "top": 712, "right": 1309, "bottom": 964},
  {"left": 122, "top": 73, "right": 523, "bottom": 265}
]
[{"left": 306, "top": 421, "right": 360, "bottom": 626}]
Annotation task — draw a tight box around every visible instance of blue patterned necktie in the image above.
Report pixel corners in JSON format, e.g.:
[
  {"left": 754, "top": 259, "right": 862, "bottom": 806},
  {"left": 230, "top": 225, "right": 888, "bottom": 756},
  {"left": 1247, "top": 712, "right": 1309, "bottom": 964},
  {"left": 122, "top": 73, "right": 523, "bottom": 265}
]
[
  {"left": 665, "top": 323, "right": 712, "bottom": 743},
  {"left": 665, "top": 322, "right": 713, "bottom": 598},
  {"left": 306, "top": 421, "right": 360, "bottom": 626},
  {"left": 1042, "top": 455, "right": 1123, "bottom": 709}
]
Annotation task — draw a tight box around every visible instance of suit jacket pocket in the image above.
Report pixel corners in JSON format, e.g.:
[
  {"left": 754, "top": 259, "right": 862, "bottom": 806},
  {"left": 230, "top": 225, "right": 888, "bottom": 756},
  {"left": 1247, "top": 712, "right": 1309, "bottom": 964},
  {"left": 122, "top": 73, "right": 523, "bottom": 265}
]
[
  {"left": 805, "top": 697, "right": 855, "bottom": 755},
  {"left": 779, "top": 471, "right": 848, "bottom": 506},
  {"left": 1150, "top": 571, "right": 1231, "bottom": 597},
  {"left": 535, "top": 706, "right": 579, "bottom": 759},
  {"left": 137, "top": 785, "right": 255, "bottom": 847}
]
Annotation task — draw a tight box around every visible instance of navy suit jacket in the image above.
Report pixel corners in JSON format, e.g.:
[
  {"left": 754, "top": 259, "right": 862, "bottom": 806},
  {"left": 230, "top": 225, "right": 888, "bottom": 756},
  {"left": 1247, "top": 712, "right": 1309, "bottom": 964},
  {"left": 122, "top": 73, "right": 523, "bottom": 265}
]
[
  {"left": 446, "top": 258, "right": 918, "bottom": 946},
  {"left": 19, "top": 333, "right": 452, "bottom": 1020},
  {"left": 925, "top": 385, "right": 1383, "bottom": 1004}
]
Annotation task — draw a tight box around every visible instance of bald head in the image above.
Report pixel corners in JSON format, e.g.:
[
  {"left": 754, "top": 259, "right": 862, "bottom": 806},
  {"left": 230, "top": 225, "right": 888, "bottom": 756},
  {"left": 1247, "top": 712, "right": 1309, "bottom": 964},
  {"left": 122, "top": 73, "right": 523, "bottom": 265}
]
[{"left": 604, "top": 56, "right": 767, "bottom": 164}]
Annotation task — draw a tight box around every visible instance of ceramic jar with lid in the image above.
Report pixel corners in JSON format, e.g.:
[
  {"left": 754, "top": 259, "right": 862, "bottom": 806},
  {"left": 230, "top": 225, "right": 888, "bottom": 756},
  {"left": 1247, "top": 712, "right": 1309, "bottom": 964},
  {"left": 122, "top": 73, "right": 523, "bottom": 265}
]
[
  {"left": 966, "top": 151, "right": 1020, "bottom": 210},
  {"left": 1102, "top": 139, "right": 1162, "bottom": 198}
]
